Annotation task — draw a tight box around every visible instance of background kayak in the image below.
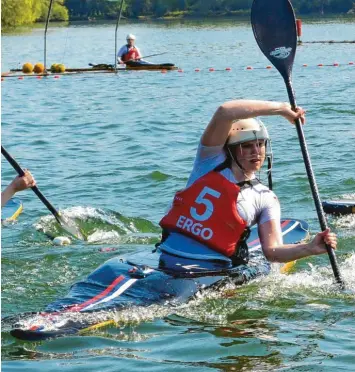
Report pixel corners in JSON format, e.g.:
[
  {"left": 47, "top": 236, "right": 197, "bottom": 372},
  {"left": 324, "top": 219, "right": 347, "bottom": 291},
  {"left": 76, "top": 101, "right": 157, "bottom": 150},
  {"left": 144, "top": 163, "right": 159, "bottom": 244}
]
[
  {"left": 125, "top": 61, "right": 177, "bottom": 70},
  {"left": 1, "top": 198, "right": 23, "bottom": 222}
]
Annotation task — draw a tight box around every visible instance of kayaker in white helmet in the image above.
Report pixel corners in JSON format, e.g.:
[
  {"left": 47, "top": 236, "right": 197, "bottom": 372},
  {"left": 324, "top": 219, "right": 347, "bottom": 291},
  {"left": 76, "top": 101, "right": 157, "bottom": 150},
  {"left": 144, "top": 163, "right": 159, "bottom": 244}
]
[
  {"left": 159, "top": 100, "right": 337, "bottom": 265},
  {"left": 117, "top": 34, "right": 142, "bottom": 64}
]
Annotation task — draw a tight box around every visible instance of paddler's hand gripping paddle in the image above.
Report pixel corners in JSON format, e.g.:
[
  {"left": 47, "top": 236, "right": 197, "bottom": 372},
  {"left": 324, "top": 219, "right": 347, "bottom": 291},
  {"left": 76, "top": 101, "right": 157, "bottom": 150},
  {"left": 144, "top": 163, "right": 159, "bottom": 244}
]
[
  {"left": 251, "top": 0, "right": 344, "bottom": 288},
  {"left": 1, "top": 145, "right": 84, "bottom": 240}
]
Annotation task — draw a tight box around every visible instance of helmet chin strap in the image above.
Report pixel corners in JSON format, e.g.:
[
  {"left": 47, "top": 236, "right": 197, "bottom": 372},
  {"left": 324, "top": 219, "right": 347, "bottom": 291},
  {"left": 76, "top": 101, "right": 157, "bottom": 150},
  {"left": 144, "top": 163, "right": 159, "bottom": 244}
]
[{"left": 227, "top": 146, "right": 252, "bottom": 180}]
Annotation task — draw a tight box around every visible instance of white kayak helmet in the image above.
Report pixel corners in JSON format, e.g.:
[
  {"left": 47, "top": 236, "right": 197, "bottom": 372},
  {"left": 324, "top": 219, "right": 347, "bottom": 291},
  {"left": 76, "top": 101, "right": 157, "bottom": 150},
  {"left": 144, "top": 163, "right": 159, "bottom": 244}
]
[
  {"left": 126, "top": 34, "right": 136, "bottom": 41},
  {"left": 227, "top": 118, "right": 269, "bottom": 145},
  {"left": 226, "top": 118, "right": 273, "bottom": 188}
]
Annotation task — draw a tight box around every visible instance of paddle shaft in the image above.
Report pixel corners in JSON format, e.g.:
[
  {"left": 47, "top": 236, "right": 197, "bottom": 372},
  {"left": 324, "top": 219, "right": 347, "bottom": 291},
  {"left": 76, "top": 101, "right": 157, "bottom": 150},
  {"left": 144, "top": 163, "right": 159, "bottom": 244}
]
[
  {"left": 1, "top": 146, "right": 62, "bottom": 224},
  {"left": 90, "top": 53, "right": 168, "bottom": 68},
  {"left": 284, "top": 80, "right": 343, "bottom": 285},
  {"left": 251, "top": 0, "right": 344, "bottom": 287}
]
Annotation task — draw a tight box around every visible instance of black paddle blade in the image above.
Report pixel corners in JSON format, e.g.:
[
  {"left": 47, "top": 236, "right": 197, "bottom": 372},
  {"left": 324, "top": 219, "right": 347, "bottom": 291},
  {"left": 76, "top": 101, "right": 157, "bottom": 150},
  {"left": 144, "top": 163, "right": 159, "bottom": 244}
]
[{"left": 251, "top": 0, "right": 297, "bottom": 81}]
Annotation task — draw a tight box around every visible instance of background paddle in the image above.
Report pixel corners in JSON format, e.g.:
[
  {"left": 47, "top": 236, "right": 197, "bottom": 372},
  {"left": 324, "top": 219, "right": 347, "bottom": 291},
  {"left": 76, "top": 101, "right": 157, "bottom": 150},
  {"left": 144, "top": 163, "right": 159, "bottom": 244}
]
[
  {"left": 1, "top": 146, "right": 84, "bottom": 240},
  {"left": 251, "top": 0, "right": 344, "bottom": 288},
  {"left": 122, "top": 52, "right": 168, "bottom": 63},
  {"left": 89, "top": 52, "right": 169, "bottom": 69},
  {"left": 89, "top": 53, "right": 170, "bottom": 69}
]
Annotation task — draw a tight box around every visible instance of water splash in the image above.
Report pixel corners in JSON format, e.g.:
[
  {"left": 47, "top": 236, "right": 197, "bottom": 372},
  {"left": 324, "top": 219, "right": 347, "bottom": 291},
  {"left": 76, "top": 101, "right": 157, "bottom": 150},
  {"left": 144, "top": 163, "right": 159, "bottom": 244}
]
[{"left": 34, "top": 206, "right": 161, "bottom": 244}]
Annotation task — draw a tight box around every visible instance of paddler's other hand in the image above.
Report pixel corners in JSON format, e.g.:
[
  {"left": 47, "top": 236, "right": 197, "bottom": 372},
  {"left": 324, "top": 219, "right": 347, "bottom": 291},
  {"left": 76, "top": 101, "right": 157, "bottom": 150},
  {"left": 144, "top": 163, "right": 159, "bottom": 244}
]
[
  {"left": 11, "top": 170, "right": 36, "bottom": 192},
  {"left": 309, "top": 228, "right": 337, "bottom": 255},
  {"left": 279, "top": 102, "right": 306, "bottom": 125}
]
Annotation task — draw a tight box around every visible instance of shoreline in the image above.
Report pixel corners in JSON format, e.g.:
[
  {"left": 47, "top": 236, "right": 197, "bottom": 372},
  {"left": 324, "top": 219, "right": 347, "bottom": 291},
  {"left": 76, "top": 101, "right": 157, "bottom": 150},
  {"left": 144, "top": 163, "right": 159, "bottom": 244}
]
[{"left": 2, "top": 12, "right": 355, "bottom": 33}]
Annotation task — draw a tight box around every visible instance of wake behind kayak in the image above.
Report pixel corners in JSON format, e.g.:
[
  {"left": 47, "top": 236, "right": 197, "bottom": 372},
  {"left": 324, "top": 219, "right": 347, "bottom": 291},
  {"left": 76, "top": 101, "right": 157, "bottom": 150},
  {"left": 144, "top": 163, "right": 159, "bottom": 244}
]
[{"left": 8, "top": 218, "right": 308, "bottom": 341}]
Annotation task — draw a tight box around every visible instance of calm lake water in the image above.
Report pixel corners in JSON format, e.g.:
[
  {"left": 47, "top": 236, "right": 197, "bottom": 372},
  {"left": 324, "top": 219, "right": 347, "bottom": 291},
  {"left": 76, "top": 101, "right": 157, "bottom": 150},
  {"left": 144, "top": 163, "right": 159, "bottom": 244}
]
[{"left": 1, "top": 18, "right": 355, "bottom": 371}]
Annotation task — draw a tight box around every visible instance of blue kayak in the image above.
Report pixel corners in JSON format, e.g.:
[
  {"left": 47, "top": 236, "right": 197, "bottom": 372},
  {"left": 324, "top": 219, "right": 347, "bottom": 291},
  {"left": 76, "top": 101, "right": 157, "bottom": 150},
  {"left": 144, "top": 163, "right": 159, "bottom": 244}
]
[
  {"left": 9, "top": 218, "right": 308, "bottom": 341},
  {"left": 1, "top": 198, "right": 23, "bottom": 222}
]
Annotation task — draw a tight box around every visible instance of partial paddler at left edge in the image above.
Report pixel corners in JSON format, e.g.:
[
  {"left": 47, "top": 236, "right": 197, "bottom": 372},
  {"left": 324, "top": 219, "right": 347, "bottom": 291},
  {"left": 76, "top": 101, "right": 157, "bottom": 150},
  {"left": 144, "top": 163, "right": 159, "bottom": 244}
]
[{"left": 1, "top": 146, "right": 85, "bottom": 240}]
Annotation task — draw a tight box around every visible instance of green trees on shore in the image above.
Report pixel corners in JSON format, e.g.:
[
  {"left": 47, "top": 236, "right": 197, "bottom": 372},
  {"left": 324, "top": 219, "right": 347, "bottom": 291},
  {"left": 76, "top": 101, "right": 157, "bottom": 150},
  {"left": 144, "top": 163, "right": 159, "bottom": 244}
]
[
  {"left": 1, "top": 0, "right": 354, "bottom": 29},
  {"left": 1, "top": 0, "right": 68, "bottom": 29},
  {"left": 64, "top": 0, "right": 355, "bottom": 18}
]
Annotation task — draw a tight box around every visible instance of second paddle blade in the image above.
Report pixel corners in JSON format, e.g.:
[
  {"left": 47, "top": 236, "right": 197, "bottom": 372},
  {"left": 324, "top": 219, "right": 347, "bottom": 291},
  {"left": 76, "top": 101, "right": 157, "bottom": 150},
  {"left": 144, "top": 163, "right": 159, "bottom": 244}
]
[
  {"left": 58, "top": 213, "right": 86, "bottom": 241},
  {"left": 251, "top": 0, "right": 297, "bottom": 80}
]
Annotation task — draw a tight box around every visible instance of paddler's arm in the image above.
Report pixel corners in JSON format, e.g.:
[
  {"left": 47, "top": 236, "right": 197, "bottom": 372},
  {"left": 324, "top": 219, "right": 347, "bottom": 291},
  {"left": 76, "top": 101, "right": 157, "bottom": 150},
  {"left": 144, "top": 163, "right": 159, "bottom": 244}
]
[
  {"left": 1, "top": 170, "right": 36, "bottom": 207},
  {"left": 259, "top": 219, "right": 337, "bottom": 263},
  {"left": 117, "top": 45, "right": 126, "bottom": 64},
  {"left": 201, "top": 100, "right": 305, "bottom": 146}
]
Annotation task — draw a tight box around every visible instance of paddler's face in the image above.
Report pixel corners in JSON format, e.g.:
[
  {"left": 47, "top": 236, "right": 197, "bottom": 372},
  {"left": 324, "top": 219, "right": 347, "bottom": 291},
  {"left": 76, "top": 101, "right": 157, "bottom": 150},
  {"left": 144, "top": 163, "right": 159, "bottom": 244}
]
[
  {"left": 127, "top": 38, "right": 135, "bottom": 46},
  {"left": 234, "top": 139, "right": 266, "bottom": 172}
]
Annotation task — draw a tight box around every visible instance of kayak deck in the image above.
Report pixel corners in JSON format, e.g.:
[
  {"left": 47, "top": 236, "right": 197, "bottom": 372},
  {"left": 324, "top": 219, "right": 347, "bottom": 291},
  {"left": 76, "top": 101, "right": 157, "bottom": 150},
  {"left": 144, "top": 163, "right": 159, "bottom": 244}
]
[
  {"left": 7, "top": 218, "right": 308, "bottom": 341},
  {"left": 125, "top": 61, "right": 177, "bottom": 70}
]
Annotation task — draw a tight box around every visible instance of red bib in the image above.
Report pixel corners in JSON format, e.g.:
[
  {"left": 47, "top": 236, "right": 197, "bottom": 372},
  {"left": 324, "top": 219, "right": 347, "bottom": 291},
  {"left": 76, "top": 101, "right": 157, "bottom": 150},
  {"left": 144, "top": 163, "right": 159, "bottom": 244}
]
[
  {"left": 122, "top": 46, "right": 140, "bottom": 62},
  {"left": 159, "top": 171, "right": 248, "bottom": 257}
]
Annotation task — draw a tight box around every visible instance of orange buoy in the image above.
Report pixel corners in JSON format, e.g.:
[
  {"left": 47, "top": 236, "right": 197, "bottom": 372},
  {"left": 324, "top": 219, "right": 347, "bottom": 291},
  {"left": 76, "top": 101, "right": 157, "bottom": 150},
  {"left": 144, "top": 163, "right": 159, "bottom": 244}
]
[
  {"left": 333, "top": 62, "right": 339, "bottom": 67},
  {"left": 266, "top": 65, "right": 272, "bottom": 69},
  {"left": 195, "top": 68, "right": 200, "bottom": 72},
  {"left": 36, "top": 75, "right": 42, "bottom": 79},
  {"left": 33, "top": 63, "right": 45, "bottom": 74},
  {"left": 178, "top": 69, "right": 183, "bottom": 72},
  {"left": 54, "top": 75, "right": 60, "bottom": 78},
  {"left": 209, "top": 68, "right": 215, "bottom": 72},
  {"left": 161, "top": 69, "right": 167, "bottom": 73},
  {"left": 18, "top": 76, "right": 24, "bottom": 80},
  {"left": 246, "top": 66, "right": 253, "bottom": 70},
  {"left": 225, "top": 67, "right": 231, "bottom": 71},
  {"left": 318, "top": 63, "right": 323, "bottom": 67},
  {"left": 303, "top": 64, "right": 308, "bottom": 67},
  {"left": 296, "top": 19, "right": 302, "bottom": 37},
  {"left": 22, "top": 62, "right": 33, "bottom": 73},
  {"left": 349, "top": 62, "right": 354, "bottom": 65}
]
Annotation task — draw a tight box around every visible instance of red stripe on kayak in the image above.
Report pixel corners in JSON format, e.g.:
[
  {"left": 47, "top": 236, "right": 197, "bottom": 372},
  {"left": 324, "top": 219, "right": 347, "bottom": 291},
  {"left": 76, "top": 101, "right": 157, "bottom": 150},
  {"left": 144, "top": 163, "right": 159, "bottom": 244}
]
[
  {"left": 248, "top": 219, "right": 291, "bottom": 246},
  {"left": 67, "top": 275, "right": 126, "bottom": 312},
  {"left": 34, "top": 275, "right": 127, "bottom": 319}
]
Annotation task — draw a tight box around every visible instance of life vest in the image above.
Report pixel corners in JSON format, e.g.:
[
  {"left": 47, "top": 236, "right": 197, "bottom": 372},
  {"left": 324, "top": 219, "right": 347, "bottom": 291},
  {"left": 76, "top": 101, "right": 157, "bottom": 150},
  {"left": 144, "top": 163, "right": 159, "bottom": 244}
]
[
  {"left": 121, "top": 45, "right": 140, "bottom": 62},
  {"left": 159, "top": 170, "right": 249, "bottom": 258}
]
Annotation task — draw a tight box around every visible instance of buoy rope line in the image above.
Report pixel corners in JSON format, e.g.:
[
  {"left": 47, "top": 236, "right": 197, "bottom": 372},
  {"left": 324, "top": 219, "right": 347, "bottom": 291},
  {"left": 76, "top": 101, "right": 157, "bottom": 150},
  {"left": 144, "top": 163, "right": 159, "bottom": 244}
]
[{"left": 1, "top": 60, "right": 354, "bottom": 80}]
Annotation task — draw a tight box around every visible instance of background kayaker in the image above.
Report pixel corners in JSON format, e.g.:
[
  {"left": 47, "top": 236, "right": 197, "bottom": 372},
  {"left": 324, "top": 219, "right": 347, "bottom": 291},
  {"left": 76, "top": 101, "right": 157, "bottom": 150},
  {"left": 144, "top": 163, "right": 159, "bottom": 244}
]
[
  {"left": 117, "top": 34, "right": 142, "bottom": 64},
  {"left": 159, "top": 100, "right": 337, "bottom": 264},
  {"left": 1, "top": 170, "right": 36, "bottom": 207}
]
